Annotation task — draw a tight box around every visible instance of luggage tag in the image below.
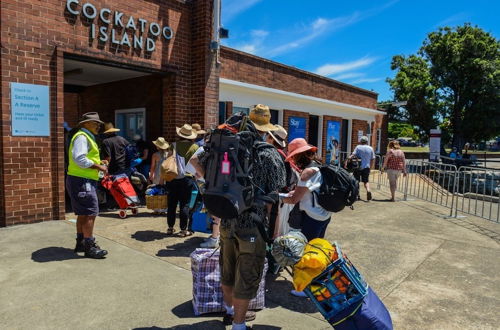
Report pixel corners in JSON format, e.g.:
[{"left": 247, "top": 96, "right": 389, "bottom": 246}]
[{"left": 221, "top": 152, "right": 230, "bottom": 174}]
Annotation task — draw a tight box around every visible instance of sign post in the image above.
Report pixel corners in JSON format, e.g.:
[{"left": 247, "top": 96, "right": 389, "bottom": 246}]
[
  {"left": 429, "top": 128, "right": 441, "bottom": 162},
  {"left": 11, "top": 82, "right": 50, "bottom": 136}
]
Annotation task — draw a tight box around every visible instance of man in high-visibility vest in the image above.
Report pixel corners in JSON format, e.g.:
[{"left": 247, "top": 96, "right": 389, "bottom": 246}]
[{"left": 66, "top": 112, "right": 109, "bottom": 259}]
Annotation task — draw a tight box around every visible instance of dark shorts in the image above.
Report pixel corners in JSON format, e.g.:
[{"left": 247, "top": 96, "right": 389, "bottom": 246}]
[
  {"left": 66, "top": 175, "right": 99, "bottom": 216},
  {"left": 354, "top": 168, "right": 371, "bottom": 183},
  {"left": 219, "top": 224, "right": 266, "bottom": 300}
]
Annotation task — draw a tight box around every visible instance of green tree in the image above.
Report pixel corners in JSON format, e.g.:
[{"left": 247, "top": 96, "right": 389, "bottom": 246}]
[
  {"left": 388, "top": 122, "right": 418, "bottom": 140},
  {"left": 388, "top": 24, "right": 500, "bottom": 148}
]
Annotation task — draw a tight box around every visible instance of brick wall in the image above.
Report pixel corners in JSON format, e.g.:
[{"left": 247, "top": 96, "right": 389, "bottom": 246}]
[
  {"left": 220, "top": 47, "right": 378, "bottom": 109},
  {"left": 0, "top": 0, "right": 217, "bottom": 226},
  {"left": 64, "top": 93, "right": 80, "bottom": 128},
  {"left": 351, "top": 119, "right": 369, "bottom": 150}
]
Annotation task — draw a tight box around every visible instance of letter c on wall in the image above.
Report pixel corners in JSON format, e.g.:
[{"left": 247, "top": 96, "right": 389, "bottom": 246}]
[{"left": 66, "top": 0, "right": 79, "bottom": 15}]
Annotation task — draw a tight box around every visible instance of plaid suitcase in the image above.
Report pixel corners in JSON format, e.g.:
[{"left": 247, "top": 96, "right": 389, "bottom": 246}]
[{"left": 190, "top": 248, "right": 267, "bottom": 315}]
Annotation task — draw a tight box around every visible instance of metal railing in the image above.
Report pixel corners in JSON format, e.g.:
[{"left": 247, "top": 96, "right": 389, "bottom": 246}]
[{"left": 374, "top": 160, "right": 499, "bottom": 223}]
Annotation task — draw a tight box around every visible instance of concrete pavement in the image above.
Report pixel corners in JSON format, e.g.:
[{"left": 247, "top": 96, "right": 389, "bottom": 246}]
[{"left": 1, "top": 185, "right": 499, "bottom": 329}]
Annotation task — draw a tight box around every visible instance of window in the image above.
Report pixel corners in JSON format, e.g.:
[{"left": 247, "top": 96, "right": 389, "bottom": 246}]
[
  {"left": 115, "top": 108, "right": 146, "bottom": 142},
  {"left": 218, "top": 102, "right": 226, "bottom": 124},
  {"left": 270, "top": 109, "right": 279, "bottom": 124},
  {"left": 233, "top": 106, "right": 249, "bottom": 115}
]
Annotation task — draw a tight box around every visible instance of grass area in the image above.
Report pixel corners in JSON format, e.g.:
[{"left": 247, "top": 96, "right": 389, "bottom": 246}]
[{"left": 400, "top": 146, "right": 500, "bottom": 154}]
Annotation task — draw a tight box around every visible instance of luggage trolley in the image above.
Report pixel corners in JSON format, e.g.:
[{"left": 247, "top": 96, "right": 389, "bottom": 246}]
[
  {"left": 101, "top": 174, "right": 140, "bottom": 218},
  {"left": 303, "top": 243, "right": 368, "bottom": 327}
]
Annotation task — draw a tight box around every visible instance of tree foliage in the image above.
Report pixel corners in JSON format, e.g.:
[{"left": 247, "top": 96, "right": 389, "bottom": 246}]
[
  {"left": 388, "top": 122, "right": 418, "bottom": 140},
  {"left": 388, "top": 24, "right": 500, "bottom": 148}
]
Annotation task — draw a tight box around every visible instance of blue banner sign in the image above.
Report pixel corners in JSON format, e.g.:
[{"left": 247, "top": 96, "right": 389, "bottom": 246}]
[
  {"left": 288, "top": 116, "right": 307, "bottom": 142},
  {"left": 11, "top": 82, "right": 50, "bottom": 136},
  {"left": 325, "top": 120, "right": 341, "bottom": 164}
]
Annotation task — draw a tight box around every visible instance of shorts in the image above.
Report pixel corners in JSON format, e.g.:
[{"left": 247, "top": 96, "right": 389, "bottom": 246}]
[
  {"left": 66, "top": 175, "right": 99, "bottom": 216},
  {"left": 354, "top": 168, "right": 371, "bottom": 183},
  {"left": 387, "top": 169, "right": 401, "bottom": 184},
  {"left": 219, "top": 224, "right": 266, "bottom": 300}
]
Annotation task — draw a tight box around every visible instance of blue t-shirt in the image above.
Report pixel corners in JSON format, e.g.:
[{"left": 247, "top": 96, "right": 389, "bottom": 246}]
[{"left": 353, "top": 145, "right": 375, "bottom": 169}]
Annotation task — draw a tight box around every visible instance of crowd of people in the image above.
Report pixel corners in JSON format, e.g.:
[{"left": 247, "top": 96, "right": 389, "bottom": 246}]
[{"left": 66, "top": 107, "right": 404, "bottom": 329}]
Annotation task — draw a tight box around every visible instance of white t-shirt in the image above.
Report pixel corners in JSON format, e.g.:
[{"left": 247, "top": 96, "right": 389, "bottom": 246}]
[{"left": 297, "top": 167, "right": 332, "bottom": 221}]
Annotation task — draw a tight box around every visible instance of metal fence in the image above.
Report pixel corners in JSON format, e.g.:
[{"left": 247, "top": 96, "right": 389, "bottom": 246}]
[{"left": 374, "top": 160, "right": 499, "bottom": 223}]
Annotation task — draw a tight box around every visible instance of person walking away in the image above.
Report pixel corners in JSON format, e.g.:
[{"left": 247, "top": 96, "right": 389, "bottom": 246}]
[
  {"left": 66, "top": 112, "right": 108, "bottom": 259},
  {"left": 101, "top": 123, "right": 129, "bottom": 175},
  {"left": 192, "top": 123, "right": 207, "bottom": 147},
  {"left": 382, "top": 140, "right": 407, "bottom": 202},
  {"left": 133, "top": 134, "right": 152, "bottom": 178},
  {"left": 166, "top": 124, "right": 199, "bottom": 237},
  {"left": 347, "top": 136, "right": 375, "bottom": 201},
  {"left": 149, "top": 137, "right": 169, "bottom": 215},
  {"left": 191, "top": 104, "right": 286, "bottom": 329}
]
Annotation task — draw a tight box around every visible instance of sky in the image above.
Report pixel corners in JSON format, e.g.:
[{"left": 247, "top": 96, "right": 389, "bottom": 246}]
[{"left": 221, "top": 0, "right": 499, "bottom": 102}]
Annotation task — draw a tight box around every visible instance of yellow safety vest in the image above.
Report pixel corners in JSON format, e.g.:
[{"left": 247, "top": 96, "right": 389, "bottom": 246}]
[{"left": 67, "top": 129, "right": 101, "bottom": 181}]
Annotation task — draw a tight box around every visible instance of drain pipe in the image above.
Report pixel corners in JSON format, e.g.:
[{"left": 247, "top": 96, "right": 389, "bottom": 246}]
[{"left": 211, "top": 0, "right": 221, "bottom": 64}]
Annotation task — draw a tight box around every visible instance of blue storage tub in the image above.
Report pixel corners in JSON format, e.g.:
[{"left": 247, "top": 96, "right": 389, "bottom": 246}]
[
  {"left": 192, "top": 211, "right": 212, "bottom": 233},
  {"left": 304, "top": 243, "right": 369, "bottom": 325}
]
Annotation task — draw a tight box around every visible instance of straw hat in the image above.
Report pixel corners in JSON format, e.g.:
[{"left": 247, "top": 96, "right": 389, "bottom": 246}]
[
  {"left": 249, "top": 104, "right": 278, "bottom": 132},
  {"left": 268, "top": 124, "right": 287, "bottom": 148},
  {"left": 153, "top": 137, "right": 170, "bottom": 150},
  {"left": 285, "top": 138, "right": 317, "bottom": 161},
  {"left": 78, "top": 112, "right": 103, "bottom": 125},
  {"left": 103, "top": 122, "right": 120, "bottom": 134},
  {"left": 176, "top": 124, "right": 197, "bottom": 140},
  {"left": 191, "top": 123, "right": 207, "bottom": 135}
]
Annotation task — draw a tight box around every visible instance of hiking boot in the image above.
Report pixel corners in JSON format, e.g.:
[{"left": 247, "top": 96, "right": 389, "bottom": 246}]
[
  {"left": 223, "top": 311, "right": 256, "bottom": 325},
  {"left": 84, "top": 239, "right": 108, "bottom": 259},
  {"left": 200, "top": 237, "right": 219, "bottom": 248},
  {"left": 74, "top": 238, "right": 85, "bottom": 253},
  {"left": 367, "top": 191, "right": 372, "bottom": 201}
]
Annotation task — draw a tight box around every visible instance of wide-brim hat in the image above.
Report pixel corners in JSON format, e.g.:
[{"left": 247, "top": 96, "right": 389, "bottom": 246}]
[
  {"left": 103, "top": 122, "right": 120, "bottom": 134},
  {"left": 176, "top": 124, "right": 197, "bottom": 140},
  {"left": 249, "top": 104, "right": 278, "bottom": 132},
  {"left": 191, "top": 123, "right": 207, "bottom": 135},
  {"left": 286, "top": 138, "right": 318, "bottom": 161},
  {"left": 78, "top": 112, "right": 104, "bottom": 125},
  {"left": 268, "top": 124, "right": 287, "bottom": 148},
  {"left": 153, "top": 137, "right": 170, "bottom": 150}
]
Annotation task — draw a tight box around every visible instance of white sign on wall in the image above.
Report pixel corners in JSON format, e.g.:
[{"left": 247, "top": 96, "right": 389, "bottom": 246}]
[
  {"left": 357, "top": 130, "right": 364, "bottom": 142},
  {"left": 11, "top": 82, "right": 50, "bottom": 136}
]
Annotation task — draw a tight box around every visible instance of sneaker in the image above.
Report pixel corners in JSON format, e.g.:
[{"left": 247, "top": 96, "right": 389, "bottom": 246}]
[
  {"left": 200, "top": 237, "right": 219, "bottom": 248},
  {"left": 74, "top": 238, "right": 85, "bottom": 253},
  {"left": 290, "top": 290, "right": 308, "bottom": 297},
  {"left": 222, "top": 311, "right": 256, "bottom": 325},
  {"left": 367, "top": 191, "right": 372, "bottom": 201},
  {"left": 84, "top": 239, "right": 108, "bottom": 259}
]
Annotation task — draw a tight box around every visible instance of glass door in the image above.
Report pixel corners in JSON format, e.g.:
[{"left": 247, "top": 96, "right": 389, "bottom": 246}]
[{"left": 115, "top": 108, "right": 146, "bottom": 142}]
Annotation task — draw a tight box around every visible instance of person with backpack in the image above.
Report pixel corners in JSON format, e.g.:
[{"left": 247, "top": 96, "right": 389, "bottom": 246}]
[
  {"left": 347, "top": 135, "right": 376, "bottom": 201},
  {"left": 66, "top": 112, "right": 109, "bottom": 259},
  {"left": 165, "top": 124, "right": 199, "bottom": 237},
  {"left": 190, "top": 105, "right": 286, "bottom": 330}
]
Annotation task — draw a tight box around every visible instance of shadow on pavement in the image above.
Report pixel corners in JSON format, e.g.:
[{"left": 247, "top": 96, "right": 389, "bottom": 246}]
[
  {"left": 133, "top": 320, "right": 225, "bottom": 329},
  {"left": 156, "top": 237, "right": 203, "bottom": 258},
  {"left": 265, "top": 274, "right": 318, "bottom": 314},
  {"left": 171, "top": 300, "right": 224, "bottom": 319},
  {"left": 131, "top": 230, "right": 168, "bottom": 242},
  {"left": 31, "top": 247, "right": 83, "bottom": 262}
]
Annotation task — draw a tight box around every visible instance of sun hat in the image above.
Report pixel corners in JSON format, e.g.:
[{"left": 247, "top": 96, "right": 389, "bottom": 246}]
[
  {"left": 286, "top": 138, "right": 318, "bottom": 161},
  {"left": 78, "top": 112, "right": 103, "bottom": 125},
  {"left": 176, "top": 124, "right": 197, "bottom": 140},
  {"left": 268, "top": 124, "right": 288, "bottom": 148},
  {"left": 249, "top": 104, "right": 278, "bottom": 132},
  {"left": 152, "top": 137, "right": 170, "bottom": 150},
  {"left": 360, "top": 136, "right": 369, "bottom": 143},
  {"left": 102, "top": 122, "right": 120, "bottom": 134},
  {"left": 191, "top": 123, "right": 207, "bottom": 135}
]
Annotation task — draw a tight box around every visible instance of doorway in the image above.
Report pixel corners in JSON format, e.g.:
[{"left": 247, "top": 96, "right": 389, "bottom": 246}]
[
  {"left": 115, "top": 108, "right": 146, "bottom": 141},
  {"left": 309, "top": 115, "right": 319, "bottom": 147},
  {"left": 342, "top": 119, "right": 349, "bottom": 153}
]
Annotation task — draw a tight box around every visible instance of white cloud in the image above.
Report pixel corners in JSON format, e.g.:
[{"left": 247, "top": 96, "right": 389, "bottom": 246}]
[
  {"left": 231, "top": 29, "right": 268, "bottom": 55},
  {"left": 315, "top": 57, "right": 376, "bottom": 77},
  {"left": 223, "top": 0, "right": 263, "bottom": 23},
  {"left": 352, "top": 77, "right": 384, "bottom": 84},
  {"left": 240, "top": 44, "right": 257, "bottom": 54},
  {"left": 331, "top": 72, "right": 364, "bottom": 81},
  {"left": 251, "top": 30, "right": 269, "bottom": 38}
]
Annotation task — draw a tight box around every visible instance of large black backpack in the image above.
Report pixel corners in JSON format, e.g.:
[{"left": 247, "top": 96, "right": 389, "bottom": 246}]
[
  {"left": 314, "top": 164, "right": 359, "bottom": 212},
  {"left": 202, "top": 113, "right": 274, "bottom": 219}
]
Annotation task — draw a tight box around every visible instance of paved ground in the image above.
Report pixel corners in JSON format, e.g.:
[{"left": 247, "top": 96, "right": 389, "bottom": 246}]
[{"left": 1, "top": 185, "right": 499, "bottom": 329}]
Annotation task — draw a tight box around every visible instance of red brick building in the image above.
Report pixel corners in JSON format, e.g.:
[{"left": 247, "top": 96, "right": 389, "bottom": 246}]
[{"left": 0, "top": 0, "right": 386, "bottom": 226}]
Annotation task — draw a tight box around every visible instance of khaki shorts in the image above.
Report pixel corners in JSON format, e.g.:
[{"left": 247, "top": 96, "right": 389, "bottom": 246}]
[
  {"left": 387, "top": 169, "right": 401, "bottom": 184},
  {"left": 219, "top": 224, "right": 266, "bottom": 300}
]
